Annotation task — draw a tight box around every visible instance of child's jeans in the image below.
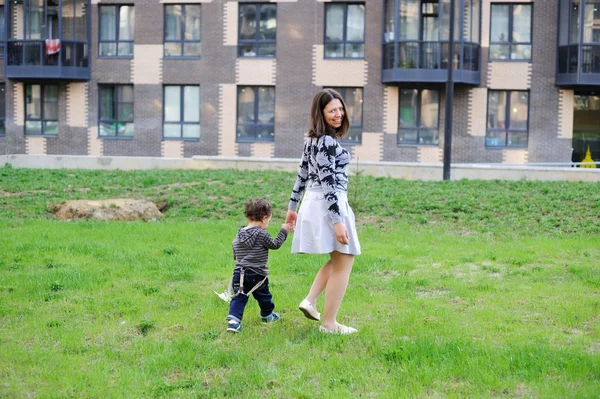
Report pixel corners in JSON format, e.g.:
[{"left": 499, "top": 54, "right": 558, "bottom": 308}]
[{"left": 226, "top": 268, "right": 275, "bottom": 322}]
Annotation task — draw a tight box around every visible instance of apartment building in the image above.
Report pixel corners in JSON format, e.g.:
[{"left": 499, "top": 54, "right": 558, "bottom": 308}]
[{"left": 0, "top": 0, "right": 597, "bottom": 165}]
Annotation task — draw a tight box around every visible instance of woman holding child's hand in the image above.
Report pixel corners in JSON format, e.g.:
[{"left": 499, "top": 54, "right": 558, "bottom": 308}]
[{"left": 286, "top": 89, "right": 361, "bottom": 335}]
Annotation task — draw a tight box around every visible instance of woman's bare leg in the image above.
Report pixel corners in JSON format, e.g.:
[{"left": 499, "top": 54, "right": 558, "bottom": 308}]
[
  {"left": 321, "top": 251, "right": 354, "bottom": 330},
  {"left": 305, "top": 260, "right": 331, "bottom": 305}
]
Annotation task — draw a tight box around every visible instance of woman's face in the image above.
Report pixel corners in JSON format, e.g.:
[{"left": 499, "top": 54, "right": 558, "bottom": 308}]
[{"left": 323, "top": 98, "right": 344, "bottom": 129}]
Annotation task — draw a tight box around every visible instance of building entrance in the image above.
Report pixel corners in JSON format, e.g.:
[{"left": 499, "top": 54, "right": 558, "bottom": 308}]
[{"left": 573, "top": 94, "right": 600, "bottom": 166}]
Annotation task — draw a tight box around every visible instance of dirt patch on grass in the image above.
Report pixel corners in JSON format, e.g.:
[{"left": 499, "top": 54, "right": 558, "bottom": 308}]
[{"left": 53, "top": 199, "right": 163, "bottom": 221}]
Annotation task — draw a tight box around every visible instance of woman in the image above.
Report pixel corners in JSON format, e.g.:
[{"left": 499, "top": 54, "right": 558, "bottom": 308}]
[{"left": 286, "top": 89, "right": 361, "bottom": 334}]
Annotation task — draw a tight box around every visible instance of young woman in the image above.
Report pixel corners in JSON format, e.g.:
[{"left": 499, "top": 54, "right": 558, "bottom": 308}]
[{"left": 286, "top": 89, "right": 361, "bottom": 334}]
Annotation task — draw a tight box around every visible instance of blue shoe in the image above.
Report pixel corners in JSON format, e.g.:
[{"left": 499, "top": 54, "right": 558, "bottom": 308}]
[
  {"left": 261, "top": 312, "right": 280, "bottom": 323},
  {"left": 226, "top": 320, "right": 242, "bottom": 333}
]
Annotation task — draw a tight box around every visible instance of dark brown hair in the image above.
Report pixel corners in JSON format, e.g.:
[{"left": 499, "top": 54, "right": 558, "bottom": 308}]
[
  {"left": 244, "top": 198, "right": 272, "bottom": 221},
  {"left": 307, "top": 89, "right": 350, "bottom": 139}
]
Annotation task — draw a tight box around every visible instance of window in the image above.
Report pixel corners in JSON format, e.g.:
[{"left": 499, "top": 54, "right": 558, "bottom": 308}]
[
  {"left": 237, "top": 86, "right": 275, "bottom": 142},
  {"left": 99, "top": 5, "right": 135, "bottom": 57},
  {"left": 398, "top": 89, "right": 439, "bottom": 145},
  {"left": 99, "top": 85, "right": 134, "bottom": 137},
  {"left": 486, "top": 90, "right": 529, "bottom": 147},
  {"left": 164, "top": 4, "right": 201, "bottom": 57},
  {"left": 0, "top": 84, "right": 5, "bottom": 135},
  {"left": 325, "top": 3, "right": 365, "bottom": 58},
  {"left": 325, "top": 87, "right": 363, "bottom": 144},
  {"left": 25, "top": 84, "right": 58, "bottom": 136},
  {"left": 0, "top": 6, "right": 5, "bottom": 57},
  {"left": 490, "top": 4, "right": 532, "bottom": 60},
  {"left": 238, "top": 4, "right": 276, "bottom": 57},
  {"left": 163, "top": 86, "right": 200, "bottom": 139}
]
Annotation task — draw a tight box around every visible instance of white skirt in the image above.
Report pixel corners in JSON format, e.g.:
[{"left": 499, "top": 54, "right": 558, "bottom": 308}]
[{"left": 292, "top": 189, "right": 361, "bottom": 255}]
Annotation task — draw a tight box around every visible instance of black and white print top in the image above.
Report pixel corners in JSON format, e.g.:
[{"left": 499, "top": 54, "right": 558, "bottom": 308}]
[{"left": 288, "top": 135, "right": 350, "bottom": 224}]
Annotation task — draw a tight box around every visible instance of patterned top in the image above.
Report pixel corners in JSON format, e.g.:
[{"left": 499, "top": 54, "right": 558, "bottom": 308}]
[
  {"left": 232, "top": 226, "right": 288, "bottom": 276},
  {"left": 288, "top": 135, "right": 350, "bottom": 224}
]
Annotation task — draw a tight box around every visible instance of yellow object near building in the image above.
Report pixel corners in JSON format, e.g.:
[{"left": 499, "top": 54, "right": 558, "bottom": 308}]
[{"left": 581, "top": 146, "right": 596, "bottom": 168}]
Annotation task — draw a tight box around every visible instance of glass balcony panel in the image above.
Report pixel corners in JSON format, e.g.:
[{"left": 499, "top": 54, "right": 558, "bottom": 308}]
[
  {"left": 568, "top": 45, "right": 579, "bottom": 73},
  {"left": 61, "top": 42, "right": 74, "bottom": 66},
  {"left": 24, "top": 43, "right": 42, "bottom": 66},
  {"left": 582, "top": 45, "right": 600, "bottom": 73},
  {"left": 420, "top": 42, "right": 440, "bottom": 69},
  {"left": 558, "top": 46, "right": 569, "bottom": 73},
  {"left": 397, "top": 42, "right": 417, "bottom": 68},
  {"left": 383, "top": 43, "right": 395, "bottom": 69}
]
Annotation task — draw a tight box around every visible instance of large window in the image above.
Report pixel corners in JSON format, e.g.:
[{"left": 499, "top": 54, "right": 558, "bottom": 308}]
[
  {"left": 25, "top": 84, "right": 59, "bottom": 136},
  {"left": 238, "top": 4, "right": 276, "bottom": 57},
  {"left": 325, "top": 3, "right": 365, "bottom": 58},
  {"left": 398, "top": 89, "right": 439, "bottom": 145},
  {"left": 99, "top": 5, "right": 135, "bottom": 57},
  {"left": 325, "top": 87, "right": 363, "bottom": 144},
  {"left": 237, "top": 86, "right": 275, "bottom": 142},
  {"left": 163, "top": 86, "right": 200, "bottom": 139},
  {"left": 0, "top": 84, "right": 5, "bottom": 135},
  {"left": 490, "top": 4, "right": 532, "bottom": 60},
  {"left": 99, "top": 85, "right": 134, "bottom": 137},
  {"left": 164, "top": 4, "right": 201, "bottom": 57},
  {"left": 486, "top": 90, "right": 529, "bottom": 147}
]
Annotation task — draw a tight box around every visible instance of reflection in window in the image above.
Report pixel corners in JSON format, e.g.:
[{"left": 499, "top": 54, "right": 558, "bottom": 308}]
[
  {"left": 398, "top": 89, "right": 439, "bottom": 145},
  {"left": 164, "top": 4, "right": 201, "bottom": 57},
  {"left": 238, "top": 4, "right": 276, "bottom": 57},
  {"left": 25, "top": 84, "right": 58, "bottom": 136},
  {"left": 163, "top": 85, "right": 200, "bottom": 139},
  {"left": 490, "top": 4, "right": 532, "bottom": 60},
  {"left": 486, "top": 90, "right": 529, "bottom": 147},
  {"left": 99, "top": 85, "right": 134, "bottom": 137},
  {"left": 325, "top": 3, "right": 365, "bottom": 58},
  {"left": 99, "top": 5, "right": 135, "bottom": 57},
  {"left": 324, "top": 87, "right": 363, "bottom": 144},
  {"left": 236, "top": 86, "right": 275, "bottom": 142}
]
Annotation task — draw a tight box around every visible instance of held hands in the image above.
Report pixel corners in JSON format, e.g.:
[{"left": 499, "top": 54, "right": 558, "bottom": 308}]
[
  {"left": 285, "top": 210, "right": 297, "bottom": 232},
  {"left": 281, "top": 223, "right": 293, "bottom": 232},
  {"left": 334, "top": 222, "right": 350, "bottom": 245}
]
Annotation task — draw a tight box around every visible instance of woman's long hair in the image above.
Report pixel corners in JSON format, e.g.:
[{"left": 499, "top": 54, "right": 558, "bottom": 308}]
[{"left": 307, "top": 89, "right": 350, "bottom": 139}]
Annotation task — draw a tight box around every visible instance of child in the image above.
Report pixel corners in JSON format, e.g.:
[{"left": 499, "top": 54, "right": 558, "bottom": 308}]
[{"left": 226, "top": 198, "right": 292, "bottom": 333}]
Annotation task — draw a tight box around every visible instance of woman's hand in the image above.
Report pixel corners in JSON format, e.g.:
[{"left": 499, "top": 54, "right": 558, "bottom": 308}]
[
  {"left": 334, "top": 222, "right": 349, "bottom": 245},
  {"left": 286, "top": 210, "right": 297, "bottom": 232}
]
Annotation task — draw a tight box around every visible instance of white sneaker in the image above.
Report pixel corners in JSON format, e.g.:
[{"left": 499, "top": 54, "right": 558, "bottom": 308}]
[
  {"left": 298, "top": 299, "right": 320, "bottom": 321},
  {"left": 319, "top": 324, "right": 357, "bottom": 335}
]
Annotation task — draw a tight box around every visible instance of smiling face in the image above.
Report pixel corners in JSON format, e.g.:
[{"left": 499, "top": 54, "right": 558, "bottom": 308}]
[{"left": 323, "top": 98, "right": 345, "bottom": 129}]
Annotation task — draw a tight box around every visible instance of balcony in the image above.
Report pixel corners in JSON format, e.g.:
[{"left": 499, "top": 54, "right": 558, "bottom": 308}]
[
  {"left": 557, "top": 0, "right": 600, "bottom": 86},
  {"left": 6, "top": 40, "right": 89, "bottom": 80},
  {"left": 382, "top": 0, "right": 481, "bottom": 85},
  {"left": 382, "top": 40, "right": 480, "bottom": 84},
  {"left": 4, "top": 0, "right": 91, "bottom": 81}
]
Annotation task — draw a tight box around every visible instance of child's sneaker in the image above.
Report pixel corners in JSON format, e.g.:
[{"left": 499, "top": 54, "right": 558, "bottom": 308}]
[
  {"left": 226, "top": 320, "right": 242, "bottom": 333},
  {"left": 261, "top": 312, "right": 281, "bottom": 323}
]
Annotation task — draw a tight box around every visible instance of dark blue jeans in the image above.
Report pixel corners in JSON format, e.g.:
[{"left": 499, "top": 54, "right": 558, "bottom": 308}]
[{"left": 227, "top": 268, "right": 275, "bottom": 322}]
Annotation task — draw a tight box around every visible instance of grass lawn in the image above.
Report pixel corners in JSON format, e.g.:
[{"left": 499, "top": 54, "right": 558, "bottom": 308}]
[{"left": 1, "top": 166, "right": 599, "bottom": 398}]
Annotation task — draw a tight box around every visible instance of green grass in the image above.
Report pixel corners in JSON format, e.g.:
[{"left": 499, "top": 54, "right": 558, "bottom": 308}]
[{"left": 1, "top": 166, "right": 599, "bottom": 398}]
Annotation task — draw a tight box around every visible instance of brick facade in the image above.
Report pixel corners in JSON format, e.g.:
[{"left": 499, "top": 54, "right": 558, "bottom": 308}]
[{"left": 0, "top": 0, "right": 580, "bottom": 165}]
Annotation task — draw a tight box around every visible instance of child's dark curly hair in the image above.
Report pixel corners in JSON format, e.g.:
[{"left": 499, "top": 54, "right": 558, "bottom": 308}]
[{"left": 244, "top": 198, "right": 272, "bottom": 221}]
